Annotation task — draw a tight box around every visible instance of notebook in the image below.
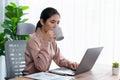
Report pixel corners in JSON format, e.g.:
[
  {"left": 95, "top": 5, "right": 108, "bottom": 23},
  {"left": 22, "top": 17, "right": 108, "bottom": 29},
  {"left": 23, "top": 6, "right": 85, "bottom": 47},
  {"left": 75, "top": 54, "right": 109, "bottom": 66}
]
[{"left": 49, "top": 47, "right": 103, "bottom": 76}]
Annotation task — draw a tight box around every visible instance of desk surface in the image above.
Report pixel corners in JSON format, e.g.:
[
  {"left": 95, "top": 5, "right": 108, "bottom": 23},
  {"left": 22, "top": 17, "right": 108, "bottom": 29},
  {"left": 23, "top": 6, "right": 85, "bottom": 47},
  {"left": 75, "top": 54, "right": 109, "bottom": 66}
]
[{"left": 10, "top": 64, "right": 120, "bottom": 80}]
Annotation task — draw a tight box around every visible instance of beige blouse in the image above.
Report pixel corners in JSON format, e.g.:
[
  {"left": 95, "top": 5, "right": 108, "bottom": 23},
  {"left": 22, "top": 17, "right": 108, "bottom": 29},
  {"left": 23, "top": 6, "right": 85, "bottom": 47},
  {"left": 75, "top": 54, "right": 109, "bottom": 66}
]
[{"left": 22, "top": 29, "right": 73, "bottom": 75}]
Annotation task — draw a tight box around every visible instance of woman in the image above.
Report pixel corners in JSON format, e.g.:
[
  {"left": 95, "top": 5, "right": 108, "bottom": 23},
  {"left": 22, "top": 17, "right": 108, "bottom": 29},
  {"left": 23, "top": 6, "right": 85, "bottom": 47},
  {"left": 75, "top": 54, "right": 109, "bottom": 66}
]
[{"left": 22, "top": 7, "right": 78, "bottom": 75}]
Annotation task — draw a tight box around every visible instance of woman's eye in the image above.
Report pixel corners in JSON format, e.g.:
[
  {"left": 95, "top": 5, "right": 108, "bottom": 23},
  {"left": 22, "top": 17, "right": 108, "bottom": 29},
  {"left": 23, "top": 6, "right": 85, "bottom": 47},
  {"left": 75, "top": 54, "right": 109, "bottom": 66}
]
[
  {"left": 50, "top": 21, "right": 60, "bottom": 24},
  {"left": 51, "top": 22, "right": 55, "bottom": 23},
  {"left": 57, "top": 21, "right": 60, "bottom": 24}
]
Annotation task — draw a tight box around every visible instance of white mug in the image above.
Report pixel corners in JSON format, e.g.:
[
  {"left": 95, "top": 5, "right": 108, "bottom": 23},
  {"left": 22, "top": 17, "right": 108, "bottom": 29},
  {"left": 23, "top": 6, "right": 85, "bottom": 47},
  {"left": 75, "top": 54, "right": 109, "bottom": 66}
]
[{"left": 53, "top": 26, "right": 64, "bottom": 41}]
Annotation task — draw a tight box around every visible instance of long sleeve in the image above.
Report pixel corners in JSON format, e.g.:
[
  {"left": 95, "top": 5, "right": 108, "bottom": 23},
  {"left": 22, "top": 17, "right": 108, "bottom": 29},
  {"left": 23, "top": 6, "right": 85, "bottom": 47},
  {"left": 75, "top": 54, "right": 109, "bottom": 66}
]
[
  {"left": 23, "top": 33, "right": 53, "bottom": 75},
  {"left": 23, "top": 29, "right": 77, "bottom": 75},
  {"left": 52, "top": 41, "right": 73, "bottom": 69},
  {"left": 26, "top": 38, "right": 51, "bottom": 71}
]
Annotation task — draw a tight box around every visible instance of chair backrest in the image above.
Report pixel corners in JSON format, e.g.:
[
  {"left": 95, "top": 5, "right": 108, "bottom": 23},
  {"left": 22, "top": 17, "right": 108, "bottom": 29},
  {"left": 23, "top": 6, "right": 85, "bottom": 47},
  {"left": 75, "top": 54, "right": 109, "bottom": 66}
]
[
  {"left": 5, "top": 40, "right": 27, "bottom": 79},
  {"left": 16, "top": 23, "right": 35, "bottom": 35}
]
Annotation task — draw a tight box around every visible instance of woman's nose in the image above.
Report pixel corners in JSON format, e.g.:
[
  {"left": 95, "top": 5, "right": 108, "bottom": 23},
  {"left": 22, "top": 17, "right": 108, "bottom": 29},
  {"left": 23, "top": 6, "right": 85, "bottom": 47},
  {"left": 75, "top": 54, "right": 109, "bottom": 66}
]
[
  {"left": 55, "top": 23, "right": 58, "bottom": 27},
  {"left": 53, "top": 25, "right": 58, "bottom": 28}
]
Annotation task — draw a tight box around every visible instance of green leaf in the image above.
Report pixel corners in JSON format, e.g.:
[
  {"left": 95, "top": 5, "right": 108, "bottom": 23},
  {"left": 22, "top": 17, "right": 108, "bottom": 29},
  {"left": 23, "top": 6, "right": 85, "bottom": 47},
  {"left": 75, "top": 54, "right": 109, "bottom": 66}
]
[
  {"left": 21, "top": 6, "right": 29, "bottom": 10},
  {"left": 4, "top": 29, "right": 12, "bottom": 35},
  {"left": 11, "top": 17, "right": 18, "bottom": 24},
  {"left": 20, "top": 18, "right": 28, "bottom": 23},
  {"left": 1, "top": 22, "right": 10, "bottom": 28},
  {"left": 10, "top": 2, "right": 17, "bottom": 8},
  {"left": 17, "top": 8, "right": 23, "bottom": 18},
  {"left": 0, "top": 32, "right": 5, "bottom": 39},
  {"left": 5, "top": 5, "right": 13, "bottom": 11},
  {"left": 5, "top": 11, "right": 14, "bottom": 19}
]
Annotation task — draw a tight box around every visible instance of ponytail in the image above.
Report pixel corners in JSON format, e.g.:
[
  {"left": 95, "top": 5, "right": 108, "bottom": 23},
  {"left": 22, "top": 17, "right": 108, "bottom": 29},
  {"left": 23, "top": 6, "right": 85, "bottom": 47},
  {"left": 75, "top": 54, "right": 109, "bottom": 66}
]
[{"left": 35, "top": 20, "right": 42, "bottom": 31}]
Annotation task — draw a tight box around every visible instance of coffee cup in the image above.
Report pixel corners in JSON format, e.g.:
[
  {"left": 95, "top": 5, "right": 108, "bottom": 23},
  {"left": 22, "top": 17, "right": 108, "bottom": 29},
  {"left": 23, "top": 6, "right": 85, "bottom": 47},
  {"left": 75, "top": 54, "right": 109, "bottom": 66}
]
[{"left": 53, "top": 26, "right": 64, "bottom": 41}]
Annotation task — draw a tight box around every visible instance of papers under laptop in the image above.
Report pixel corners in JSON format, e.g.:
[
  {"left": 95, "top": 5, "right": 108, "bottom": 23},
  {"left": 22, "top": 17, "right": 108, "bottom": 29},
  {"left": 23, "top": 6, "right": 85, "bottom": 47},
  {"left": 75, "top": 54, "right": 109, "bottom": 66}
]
[
  {"left": 49, "top": 47, "right": 103, "bottom": 76},
  {"left": 25, "top": 72, "right": 75, "bottom": 80}
]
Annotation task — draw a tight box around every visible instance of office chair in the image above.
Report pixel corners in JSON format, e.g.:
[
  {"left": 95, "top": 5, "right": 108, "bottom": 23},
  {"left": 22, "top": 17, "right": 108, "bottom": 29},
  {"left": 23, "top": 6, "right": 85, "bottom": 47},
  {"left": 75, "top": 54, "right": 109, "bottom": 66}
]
[
  {"left": 5, "top": 23, "right": 35, "bottom": 79},
  {"left": 16, "top": 23, "right": 35, "bottom": 35},
  {"left": 5, "top": 40, "right": 27, "bottom": 79}
]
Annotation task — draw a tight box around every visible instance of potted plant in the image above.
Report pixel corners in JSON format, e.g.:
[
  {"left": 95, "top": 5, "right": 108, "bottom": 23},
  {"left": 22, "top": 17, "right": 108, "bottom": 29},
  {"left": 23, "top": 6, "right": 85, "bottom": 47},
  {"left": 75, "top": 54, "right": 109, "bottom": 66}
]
[
  {"left": 0, "top": 2, "right": 29, "bottom": 56},
  {"left": 112, "top": 62, "right": 119, "bottom": 75},
  {"left": 0, "top": 2, "right": 29, "bottom": 79}
]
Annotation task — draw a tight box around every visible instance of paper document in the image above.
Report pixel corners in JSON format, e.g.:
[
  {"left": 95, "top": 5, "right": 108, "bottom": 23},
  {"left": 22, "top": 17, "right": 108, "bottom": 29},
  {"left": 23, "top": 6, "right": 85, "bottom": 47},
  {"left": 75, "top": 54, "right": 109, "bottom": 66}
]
[
  {"left": 25, "top": 72, "right": 75, "bottom": 80},
  {"left": 49, "top": 67, "right": 75, "bottom": 76}
]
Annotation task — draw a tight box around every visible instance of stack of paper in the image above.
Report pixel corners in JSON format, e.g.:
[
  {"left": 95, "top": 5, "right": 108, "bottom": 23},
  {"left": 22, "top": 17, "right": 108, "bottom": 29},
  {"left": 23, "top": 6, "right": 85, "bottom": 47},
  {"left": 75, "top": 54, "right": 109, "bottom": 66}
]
[{"left": 25, "top": 72, "right": 75, "bottom": 80}]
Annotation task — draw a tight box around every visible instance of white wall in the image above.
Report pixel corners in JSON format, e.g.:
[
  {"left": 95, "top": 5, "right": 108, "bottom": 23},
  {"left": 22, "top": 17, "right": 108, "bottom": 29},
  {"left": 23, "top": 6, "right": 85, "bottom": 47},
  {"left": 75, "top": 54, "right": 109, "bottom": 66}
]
[
  {"left": 0, "top": 0, "right": 5, "bottom": 32},
  {"left": 19, "top": 0, "right": 120, "bottom": 66}
]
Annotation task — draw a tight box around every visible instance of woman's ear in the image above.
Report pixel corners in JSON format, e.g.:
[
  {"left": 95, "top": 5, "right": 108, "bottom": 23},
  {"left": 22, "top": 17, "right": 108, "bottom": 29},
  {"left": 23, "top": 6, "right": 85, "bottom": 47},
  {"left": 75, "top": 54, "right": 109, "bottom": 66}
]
[{"left": 40, "top": 19, "right": 44, "bottom": 26}]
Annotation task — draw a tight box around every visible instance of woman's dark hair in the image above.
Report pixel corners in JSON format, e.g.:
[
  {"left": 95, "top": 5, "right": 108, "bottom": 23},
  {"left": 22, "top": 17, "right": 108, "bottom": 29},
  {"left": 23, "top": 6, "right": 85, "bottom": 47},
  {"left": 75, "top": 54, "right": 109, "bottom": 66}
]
[{"left": 35, "top": 7, "right": 60, "bottom": 31}]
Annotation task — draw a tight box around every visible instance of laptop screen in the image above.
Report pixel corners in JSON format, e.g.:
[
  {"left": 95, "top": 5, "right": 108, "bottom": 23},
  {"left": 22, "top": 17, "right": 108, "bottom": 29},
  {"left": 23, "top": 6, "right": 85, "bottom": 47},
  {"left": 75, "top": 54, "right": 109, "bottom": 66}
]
[{"left": 75, "top": 47, "right": 103, "bottom": 75}]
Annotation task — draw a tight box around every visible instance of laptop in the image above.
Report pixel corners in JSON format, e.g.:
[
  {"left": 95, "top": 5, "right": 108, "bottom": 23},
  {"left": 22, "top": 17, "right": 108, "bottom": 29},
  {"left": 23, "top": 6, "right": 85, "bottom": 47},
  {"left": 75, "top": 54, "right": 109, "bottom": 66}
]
[{"left": 49, "top": 47, "right": 103, "bottom": 76}]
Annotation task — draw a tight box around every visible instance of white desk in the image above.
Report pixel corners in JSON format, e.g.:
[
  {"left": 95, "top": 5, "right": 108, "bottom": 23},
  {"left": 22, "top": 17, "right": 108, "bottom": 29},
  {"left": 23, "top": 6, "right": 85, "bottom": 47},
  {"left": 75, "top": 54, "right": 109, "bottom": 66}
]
[{"left": 10, "top": 64, "right": 120, "bottom": 80}]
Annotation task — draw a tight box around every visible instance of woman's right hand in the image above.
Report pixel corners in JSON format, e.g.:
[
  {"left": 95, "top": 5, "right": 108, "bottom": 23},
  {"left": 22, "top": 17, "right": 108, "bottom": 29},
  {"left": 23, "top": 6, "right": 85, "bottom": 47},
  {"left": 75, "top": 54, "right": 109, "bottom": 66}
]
[
  {"left": 43, "top": 30, "right": 56, "bottom": 42},
  {"left": 70, "top": 62, "right": 79, "bottom": 71}
]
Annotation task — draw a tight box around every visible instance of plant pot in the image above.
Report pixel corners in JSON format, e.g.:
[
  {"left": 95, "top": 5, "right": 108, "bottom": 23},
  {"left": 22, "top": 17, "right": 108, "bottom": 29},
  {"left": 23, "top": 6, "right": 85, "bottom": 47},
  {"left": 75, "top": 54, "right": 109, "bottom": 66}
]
[
  {"left": 112, "top": 67, "right": 119, "bottom": 75},
  {"left": 0, "top": 56, "right": 6, "bottom": 80}
]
